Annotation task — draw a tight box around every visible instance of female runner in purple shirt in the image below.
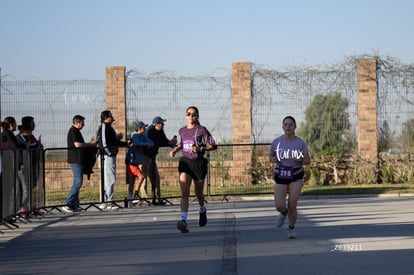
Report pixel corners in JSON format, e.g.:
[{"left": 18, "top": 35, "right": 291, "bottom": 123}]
[
  {"left": 269, "top": 116, "right": 311, "bottom": 239},
  {"left": 170, "top": 106, "right": 217, "bottom": 233}
]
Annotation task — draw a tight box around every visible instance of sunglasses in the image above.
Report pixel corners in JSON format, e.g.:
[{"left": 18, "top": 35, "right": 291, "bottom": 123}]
[{"left": 186, "top": 112, "right": 198, "bottom": 117}]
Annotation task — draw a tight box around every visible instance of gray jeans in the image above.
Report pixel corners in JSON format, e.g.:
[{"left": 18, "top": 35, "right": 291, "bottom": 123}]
[
  {"left": 103, "top": 155, "right": 116, "bottom": 202},
  {"left": 18, "top": 166, "right": 29, "bottom": 209}
]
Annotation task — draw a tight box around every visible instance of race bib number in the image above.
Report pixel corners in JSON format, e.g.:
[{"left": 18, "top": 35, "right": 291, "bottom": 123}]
[
  {"left": 278, "top": 165, "right": 294, "bottom": 179},
  {"left": 182, "top": 140, "right": 194, "bottom": 153}
]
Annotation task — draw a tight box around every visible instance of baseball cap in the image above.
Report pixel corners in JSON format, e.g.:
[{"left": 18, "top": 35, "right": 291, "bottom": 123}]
[
  {"left": 153, "top": 116, "right": 166, "bottom": 124},
  {"left": 135, "top": 121, "right": 148, "bottom": 129}
]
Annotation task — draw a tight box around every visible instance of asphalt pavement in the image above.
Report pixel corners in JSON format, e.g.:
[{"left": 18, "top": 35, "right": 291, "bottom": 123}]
[{"left": 0, "top": 195, "right": 413, "bottom": 275}]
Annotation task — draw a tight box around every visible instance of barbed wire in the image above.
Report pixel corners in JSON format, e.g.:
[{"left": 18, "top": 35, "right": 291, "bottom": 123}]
[{"left": 2, "top": 55, "right": 414, "bottom": 149}]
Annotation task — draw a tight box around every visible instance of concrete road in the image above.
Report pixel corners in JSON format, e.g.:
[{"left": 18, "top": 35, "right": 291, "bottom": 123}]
[{"left": 0, "top": 195, "right": 413, "bottom": 275}]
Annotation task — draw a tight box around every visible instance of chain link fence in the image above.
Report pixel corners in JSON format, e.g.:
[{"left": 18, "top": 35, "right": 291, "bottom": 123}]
[
  {"left": 125, "top": 70, "right": 232, "bottom": 142},
  {"left": 377, "top": 58, "right": 414, "bottom": 153},
  {"left": 0, "top": 78, "right": 105, "bottom": 148},
  {"left": 2, "top": 56, "right": 414, "bottom": 214},
  {"left": 251, "top": 63, "right": 358, "bottom": 143},
  {"left": 3, "top": 57, "right": 412, "bottom": 153}
]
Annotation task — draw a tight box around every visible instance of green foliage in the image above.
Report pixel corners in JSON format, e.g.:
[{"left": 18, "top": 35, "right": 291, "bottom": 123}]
[
  {"left": 210, "top": 144, "right": 232, "bottom": 187},
  {"left": 379, "top": 164, "right": 394, "bottom": 184},
  {"left": 305, "top": 167, "right": 321, "bottom": 186},
  {"left": 378, "top": 158, "right": 414, "bottom": 184},
  {"left": 249, "top": 157, "right": 273, "bottom": 185},
  {"left": 297, "top": 92, "right": 356, "bottom": 155},
  {"left": 400, "top": 118, "right": 414, "bottom": 152},
  {"left": 378, "top": 120, "right": 393, "bottom": 152},
  {"left": 248, "top": 145, "right": 274, "bottom": 185}
]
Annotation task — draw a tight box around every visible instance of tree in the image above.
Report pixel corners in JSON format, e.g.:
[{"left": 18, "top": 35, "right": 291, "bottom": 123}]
[
  {"left": 400, "top": 118, "right": 414, "bottom": 151},
  {"left": 297, "top": 92, "right": 355, "bottom": 155},
  {"left": 378, "top": 120, "right": 393, "bottom": 152}
]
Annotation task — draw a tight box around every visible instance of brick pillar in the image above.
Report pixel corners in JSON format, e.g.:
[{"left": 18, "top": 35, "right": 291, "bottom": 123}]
[
  {"left": 357, "top": 59, "right": 378, "bottom": 166},
  {"left": 105, "top": 66, "right": 127, "bottom": 135},
  {"left": 105, "top": 66, "right": 127, "bottom": 191},
  {"left": 231, "top": 62, "right": 253, "bottom": 183}
]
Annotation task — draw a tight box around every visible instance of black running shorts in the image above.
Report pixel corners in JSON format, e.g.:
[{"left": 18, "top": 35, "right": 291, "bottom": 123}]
[{"left": 178, "top": 156, "right": 208, "bottom": 180}]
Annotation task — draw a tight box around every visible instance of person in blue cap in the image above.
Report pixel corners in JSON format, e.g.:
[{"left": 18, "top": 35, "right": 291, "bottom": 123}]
[
  {"left": 125, "top": 121, "right": 154, "bottom": 207},
  {"left": 143, "top": 116, "right": 177, "bottom": 205}
]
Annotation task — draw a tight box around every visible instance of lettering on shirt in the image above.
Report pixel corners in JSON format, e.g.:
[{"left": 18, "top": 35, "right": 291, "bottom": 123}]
[
  {"left": 275, "top": 142, "right": 304, "bottom": 162},
  {"left": 189, "top": 128, "right": 217, "bottom": 147}
]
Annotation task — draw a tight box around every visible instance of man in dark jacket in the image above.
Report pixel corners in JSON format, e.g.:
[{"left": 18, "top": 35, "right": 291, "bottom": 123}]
[
  {"left": 97, "top": 110, "right": 127, "bottom": 210},
  {"left": 144, "top": 116, "right": 177, "bottom": 205}
]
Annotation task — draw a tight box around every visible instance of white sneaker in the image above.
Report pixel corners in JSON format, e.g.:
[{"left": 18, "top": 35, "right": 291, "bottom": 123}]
[
  {"left": 276, "top": 212, "right": 287, "bottom": 228},
  {"left": 62, "top": 206, "right": 73, "bottom": 213},
  {"left": 288, "top": 228, "right": 296, "bottom": 239},
  {"left": 99, "top": 203, "right": 107, "bottom": 210},
  {"left": 107, "top": 203, "right": 119, "bottom": 210}
]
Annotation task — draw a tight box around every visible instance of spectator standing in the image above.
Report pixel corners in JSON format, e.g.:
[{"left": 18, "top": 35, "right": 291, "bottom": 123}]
[
  {"left": 62, "top": 115, "right": 97, "bottom": 213},
  {"left": 1, "top": 117, "right": 23, "bottom": 149},
  {"left": 169, "top": 106, "right": 217, "bottom": 233},
  {"left": 0, "top": 127, "right": 5, "bottom": 183},
  {"left": 125, "top": 121, "right": 154, "bottom": 207},
  {"left": 144, "top": 116, "right": 177, "bottom": 205},
  {"left": 0, "top": 131, "right": 5, "bottom": 196},
  {"left": 15, "top": 125, "right": 36, "bottom": 217},
  {"left": 1, "top": 117, "right": 26, "bottom": 217},
  {"left": 19, "top": 116, "right": 44, "bottom": 216},
  {"left": 97, "top": 110, "right": 127, "bottom": 210}
]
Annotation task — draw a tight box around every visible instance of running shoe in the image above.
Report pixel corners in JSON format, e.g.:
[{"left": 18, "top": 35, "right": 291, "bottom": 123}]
[
  {"left": 199, "top": 209, "right": 207, "bottom": 227},
  {"left": 177, "top": 220, "right": 189, "bottom": 233},
  {"left": 107, "top": 203, "right": 119, "bottom": 210},
  {"left": 288, "top": 228, "right": 296, "bottom": 239},
  {"left": 33, "top": 209, "right": 45, "bottom": 216},
  {"left": 73, "top": 206, "right": 83, "bottom": 212},
  {"left": 18, "top": 207, "right": 28, "bottom": 219},
  {"left": 62, "top": 206, "right": 74, "bottom": 213},
  {"left": 276, "top": 212, "right": 287, "bottom": 228}
]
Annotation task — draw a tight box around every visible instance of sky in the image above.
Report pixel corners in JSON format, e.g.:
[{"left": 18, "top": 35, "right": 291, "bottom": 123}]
[{"left": 1, "top": 0, "right": 414, "bottom": 80}]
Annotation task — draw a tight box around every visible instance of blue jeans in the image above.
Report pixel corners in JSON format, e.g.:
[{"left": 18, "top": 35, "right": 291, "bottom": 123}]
[
  {"left": 104, "top": 155, "right": 116, "bottom": 202},
  {"left": 65, "top": 163, "right": 84, "bottom": 208}
]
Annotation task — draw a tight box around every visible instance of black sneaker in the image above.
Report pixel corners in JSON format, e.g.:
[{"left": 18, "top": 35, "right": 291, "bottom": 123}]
[
  {"left": 199, "top": 209, "right": 207, "bottom": 227},
  {"left": 177, "top": 220, "right": 189, "bottom": 233},
  {"left": 73, "top": 206, "right": 83, "bottom": 212}
]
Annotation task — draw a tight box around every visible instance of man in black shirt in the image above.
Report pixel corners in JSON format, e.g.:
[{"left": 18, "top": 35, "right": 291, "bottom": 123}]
[{"left": 62, "top": 115, "right": 97, "bottom": 213}]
